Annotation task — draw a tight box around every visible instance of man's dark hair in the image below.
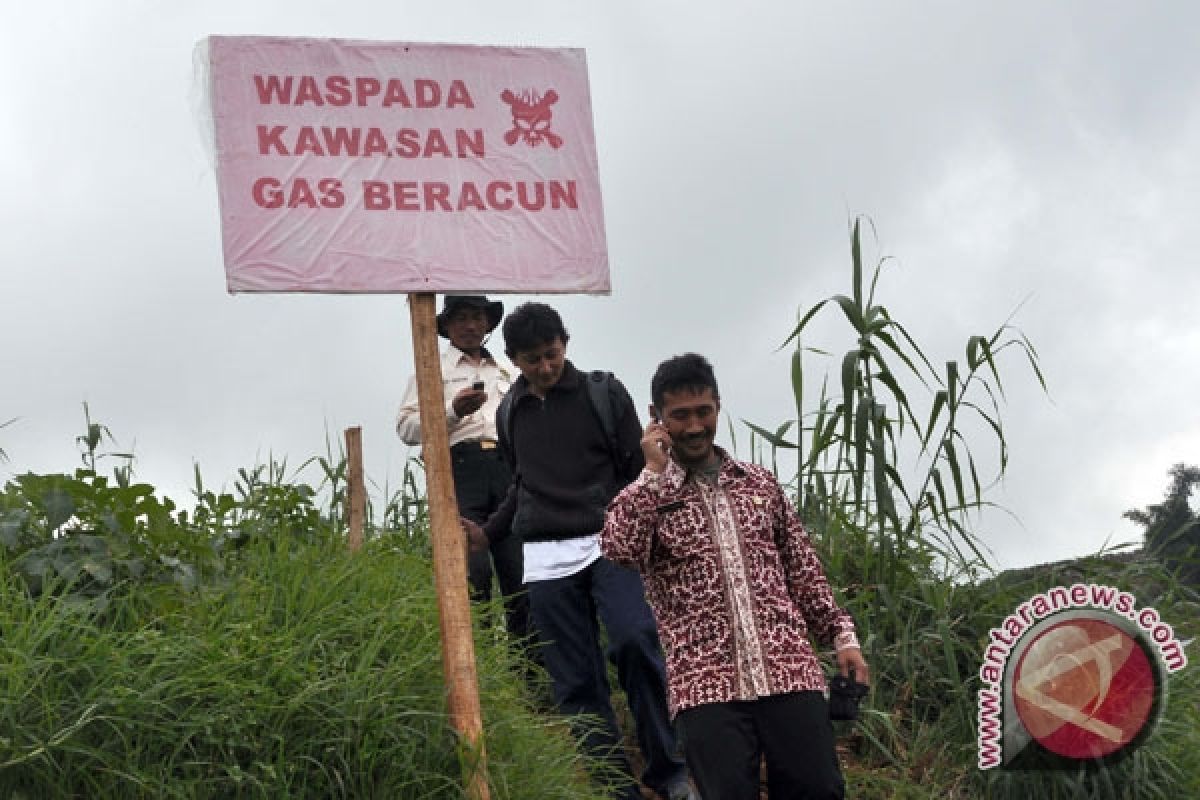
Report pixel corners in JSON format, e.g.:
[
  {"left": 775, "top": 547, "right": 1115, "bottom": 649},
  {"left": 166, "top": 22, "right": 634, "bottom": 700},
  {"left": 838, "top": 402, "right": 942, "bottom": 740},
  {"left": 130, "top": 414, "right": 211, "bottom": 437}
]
[
  {"left": 502, "top": 302, "right": 570, "bottom": 358},
  {"left": 651, "top": 353, "right": 720, "bottom": 408}
]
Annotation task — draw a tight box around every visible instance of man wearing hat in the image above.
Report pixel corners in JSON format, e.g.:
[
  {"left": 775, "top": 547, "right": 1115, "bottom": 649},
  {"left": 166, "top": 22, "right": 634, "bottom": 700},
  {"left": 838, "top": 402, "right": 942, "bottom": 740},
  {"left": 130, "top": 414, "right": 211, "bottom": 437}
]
[{"left": 396, "top": 295, "right": 529, "bottom": 649}]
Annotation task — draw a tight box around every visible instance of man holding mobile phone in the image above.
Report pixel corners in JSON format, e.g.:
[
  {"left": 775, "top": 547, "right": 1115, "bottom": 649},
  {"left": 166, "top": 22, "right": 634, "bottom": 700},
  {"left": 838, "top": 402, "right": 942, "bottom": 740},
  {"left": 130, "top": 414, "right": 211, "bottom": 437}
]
[
  {"left": 603, "top": 353, "right": 868, "bottom": 799},
  {"left": 396, "top": 295, "right": 530, "bottom": 652}
]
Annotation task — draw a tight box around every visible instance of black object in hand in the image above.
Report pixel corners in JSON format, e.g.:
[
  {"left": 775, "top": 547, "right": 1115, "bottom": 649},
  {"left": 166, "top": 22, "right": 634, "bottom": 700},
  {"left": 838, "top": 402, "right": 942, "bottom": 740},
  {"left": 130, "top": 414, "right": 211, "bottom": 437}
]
[{"left": 828, "top": 670, "right": 869, "bottom": 721}]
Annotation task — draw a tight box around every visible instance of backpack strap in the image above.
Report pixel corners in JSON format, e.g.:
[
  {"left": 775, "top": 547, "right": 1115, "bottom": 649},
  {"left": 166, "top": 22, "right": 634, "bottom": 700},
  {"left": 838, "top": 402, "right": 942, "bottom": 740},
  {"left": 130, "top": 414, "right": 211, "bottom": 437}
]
[
  {"left": 585, "top": 370, "right": 622, "bottom": 466},
  {"left": 496, "top": 388, "right": 518, "bottom": 472}
]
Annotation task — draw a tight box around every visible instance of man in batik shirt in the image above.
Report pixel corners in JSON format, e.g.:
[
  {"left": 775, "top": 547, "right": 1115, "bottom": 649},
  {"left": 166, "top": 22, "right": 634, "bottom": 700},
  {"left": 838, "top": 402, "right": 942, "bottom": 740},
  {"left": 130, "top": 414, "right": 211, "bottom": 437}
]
[{"left": 602, "top": 352, "right": 869, "bottom": 800}]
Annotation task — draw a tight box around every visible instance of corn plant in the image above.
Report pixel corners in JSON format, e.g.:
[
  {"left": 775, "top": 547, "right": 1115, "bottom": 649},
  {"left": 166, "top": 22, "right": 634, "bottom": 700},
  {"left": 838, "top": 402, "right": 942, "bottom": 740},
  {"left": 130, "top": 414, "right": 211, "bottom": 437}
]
[
  {"left": 379, "top": 455, "right": 431, "bottom": 546},
  {"left": 75, "top": 402, "right": 135, "bottom": 485},
  {"left": 749, "top": 217, "right": 1046, "bottom": 588}
]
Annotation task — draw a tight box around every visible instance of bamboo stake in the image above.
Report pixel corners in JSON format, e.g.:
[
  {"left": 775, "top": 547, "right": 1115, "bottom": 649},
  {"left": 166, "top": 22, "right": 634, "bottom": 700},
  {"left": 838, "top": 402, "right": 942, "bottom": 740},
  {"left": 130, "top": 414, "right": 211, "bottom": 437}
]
[
  {"left": 408, "top": 292, "right": 490, "bottom": 800},
  {"left": 344, "top": 426, "right": 365, "bottom": 552}
]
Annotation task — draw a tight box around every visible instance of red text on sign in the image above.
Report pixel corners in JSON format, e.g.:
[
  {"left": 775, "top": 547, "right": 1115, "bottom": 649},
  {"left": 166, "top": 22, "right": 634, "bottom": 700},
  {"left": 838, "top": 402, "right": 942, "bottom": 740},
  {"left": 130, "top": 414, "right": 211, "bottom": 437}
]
[
  {"left": 362, "top": 180, "right": 578, "bottom": 212},
  {"left": 253, "top": 75, "right": 475, "bottom": 109},
  {"left": 251, "top": 177, "right": 345, "bottom": 209},
  {"left": 255, "top": 126, "right": 485, "bottom": 158}
]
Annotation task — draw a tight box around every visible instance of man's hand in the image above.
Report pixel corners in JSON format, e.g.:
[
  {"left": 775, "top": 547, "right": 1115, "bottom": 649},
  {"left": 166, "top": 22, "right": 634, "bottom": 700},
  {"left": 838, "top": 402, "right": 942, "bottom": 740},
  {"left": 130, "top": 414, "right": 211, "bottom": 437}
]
[
  {"left": 837, "top": 647, "right": 870, "bottom": 685},
  {"left": 460, "top": 517, "right": 489, "bottom": 553},
  {"left": 452, "top": 386, "right": 488, "bottom": 418},
  {"left": 641, "top": 404, "right": 672, "bottom": 474}
]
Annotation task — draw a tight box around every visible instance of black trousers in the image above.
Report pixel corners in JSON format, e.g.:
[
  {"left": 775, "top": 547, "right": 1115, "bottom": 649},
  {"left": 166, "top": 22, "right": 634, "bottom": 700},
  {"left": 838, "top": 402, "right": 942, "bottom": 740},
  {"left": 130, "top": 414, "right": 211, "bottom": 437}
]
[
  {"left": 675, "top": 692, "right": 844, "bottom": 800},
  {"left": 527, "top": 557, "right": 686, "bottom": 800},
  {"left": 451, "top": 443, "right": 530, "bottom": 645}
]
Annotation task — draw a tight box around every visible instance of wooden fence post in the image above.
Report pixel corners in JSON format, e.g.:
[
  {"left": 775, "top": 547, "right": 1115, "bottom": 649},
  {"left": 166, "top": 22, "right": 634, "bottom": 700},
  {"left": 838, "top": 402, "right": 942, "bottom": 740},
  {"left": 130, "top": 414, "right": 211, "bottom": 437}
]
[{"left": 344, "top": 426, "right": 365, "bottom": 552}]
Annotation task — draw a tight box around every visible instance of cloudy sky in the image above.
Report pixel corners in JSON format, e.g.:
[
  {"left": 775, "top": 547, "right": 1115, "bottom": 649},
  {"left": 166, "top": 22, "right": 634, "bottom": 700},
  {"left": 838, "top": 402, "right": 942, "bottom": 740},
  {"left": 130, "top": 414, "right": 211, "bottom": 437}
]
[{"left": 3, "top": 2, "right": 1198, "bottom": 571}]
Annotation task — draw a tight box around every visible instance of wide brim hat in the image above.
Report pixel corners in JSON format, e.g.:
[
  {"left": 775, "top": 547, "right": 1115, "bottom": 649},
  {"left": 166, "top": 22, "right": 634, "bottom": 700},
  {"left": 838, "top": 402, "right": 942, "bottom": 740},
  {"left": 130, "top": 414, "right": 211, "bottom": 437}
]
[{"left": 436, "top": 295, "right": 504, "bottom": 338}]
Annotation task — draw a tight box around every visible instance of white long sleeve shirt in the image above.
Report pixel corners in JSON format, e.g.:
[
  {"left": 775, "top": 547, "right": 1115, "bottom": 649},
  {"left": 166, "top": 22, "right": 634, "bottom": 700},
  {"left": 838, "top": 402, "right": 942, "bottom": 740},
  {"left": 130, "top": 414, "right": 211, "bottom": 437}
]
[{"left": 395, "top": 344, "right": 512, "bottom": 447}]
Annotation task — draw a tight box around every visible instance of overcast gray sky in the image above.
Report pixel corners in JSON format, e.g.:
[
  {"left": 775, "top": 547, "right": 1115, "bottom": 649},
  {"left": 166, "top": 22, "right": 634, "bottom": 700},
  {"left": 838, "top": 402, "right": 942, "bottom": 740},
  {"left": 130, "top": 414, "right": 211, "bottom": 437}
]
[{"left": 3, "top": 2, "right": 1198, "bottom": 571}]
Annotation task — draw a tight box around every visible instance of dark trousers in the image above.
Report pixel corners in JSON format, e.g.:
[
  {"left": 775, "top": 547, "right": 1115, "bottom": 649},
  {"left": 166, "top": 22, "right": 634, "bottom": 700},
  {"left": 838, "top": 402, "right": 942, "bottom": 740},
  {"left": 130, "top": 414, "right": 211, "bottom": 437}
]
[
  {"left": 451, "top": 444, "right": 530, "bottom": 645},
  {"left": 676, "top": 692, "right": 844, "bottom": 800},
  {"left": 527, "top": 556, "right": 686, "bottom": 800}
]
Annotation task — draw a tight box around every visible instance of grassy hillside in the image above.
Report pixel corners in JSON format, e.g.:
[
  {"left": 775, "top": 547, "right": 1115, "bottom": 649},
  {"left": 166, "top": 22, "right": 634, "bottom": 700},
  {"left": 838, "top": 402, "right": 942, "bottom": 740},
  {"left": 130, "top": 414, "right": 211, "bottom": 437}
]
[{"left": 0, "top": 458, "right": 609, "bottom": 799}]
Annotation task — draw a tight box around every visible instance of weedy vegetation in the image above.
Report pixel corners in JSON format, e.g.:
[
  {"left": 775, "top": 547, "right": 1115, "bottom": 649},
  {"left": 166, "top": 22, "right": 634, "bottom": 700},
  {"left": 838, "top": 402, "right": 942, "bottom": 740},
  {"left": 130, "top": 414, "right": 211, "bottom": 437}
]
[
  {"left": 0, "top": 415, "right": 607, "bottom": 798},
  {"left": 2, "top": 219, "right": 1195, "bottom": 798}
]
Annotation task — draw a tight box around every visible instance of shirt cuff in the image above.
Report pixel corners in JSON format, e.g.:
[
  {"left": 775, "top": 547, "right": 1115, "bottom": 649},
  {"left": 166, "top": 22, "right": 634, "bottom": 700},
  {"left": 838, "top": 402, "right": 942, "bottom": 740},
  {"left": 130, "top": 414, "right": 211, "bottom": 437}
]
[
  {"left": 834, "top": 630, "right": 861, "bottom": 652},
  {"left": 636, "top": 467, "right": 664, "bottom": 490}
]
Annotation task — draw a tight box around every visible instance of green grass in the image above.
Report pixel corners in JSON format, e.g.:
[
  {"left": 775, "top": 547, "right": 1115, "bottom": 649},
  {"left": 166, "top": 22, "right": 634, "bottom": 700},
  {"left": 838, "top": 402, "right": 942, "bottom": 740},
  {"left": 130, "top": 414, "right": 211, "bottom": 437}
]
[{"left": 0, "top": 527, "right": 609, "bottom": 799}]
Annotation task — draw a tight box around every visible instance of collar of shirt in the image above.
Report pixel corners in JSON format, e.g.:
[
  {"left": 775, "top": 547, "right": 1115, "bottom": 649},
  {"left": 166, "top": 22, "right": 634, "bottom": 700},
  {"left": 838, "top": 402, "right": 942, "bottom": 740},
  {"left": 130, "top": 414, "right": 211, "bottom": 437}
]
[
  {"left": 443, "top": 343, "right": 497, "bottom": 370},
  {"left": 508, "top": 359, "right": 582, "bottom": 404},
  {"left": 661, "top": 445, "right": 746, "bottom": 493}
]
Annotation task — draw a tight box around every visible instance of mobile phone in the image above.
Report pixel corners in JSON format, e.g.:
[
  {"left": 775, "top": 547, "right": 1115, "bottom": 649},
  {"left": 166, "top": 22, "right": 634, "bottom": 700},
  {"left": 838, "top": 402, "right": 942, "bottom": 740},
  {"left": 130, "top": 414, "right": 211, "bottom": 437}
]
[
  {"left": 648, "top": 405, "right": 669, "bottom": 452},
  {"left": 472, "top": 380, "right": 485, "bottom": 391}
]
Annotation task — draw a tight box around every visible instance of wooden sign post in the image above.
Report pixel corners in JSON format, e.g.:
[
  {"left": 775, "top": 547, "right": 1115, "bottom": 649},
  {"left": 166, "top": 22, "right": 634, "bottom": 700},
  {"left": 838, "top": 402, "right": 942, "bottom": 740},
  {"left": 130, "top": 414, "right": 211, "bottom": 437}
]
[{"left": 408, "top": 292, "right": 490, "bottom": 800}]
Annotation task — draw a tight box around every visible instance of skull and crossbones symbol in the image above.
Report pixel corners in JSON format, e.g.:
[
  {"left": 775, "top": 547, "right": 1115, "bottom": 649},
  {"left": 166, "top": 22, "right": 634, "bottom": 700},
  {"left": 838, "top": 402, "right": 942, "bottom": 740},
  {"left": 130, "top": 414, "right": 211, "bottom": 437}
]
[{"left": 501, "top": 89, "right": 563, "bottom": 148}]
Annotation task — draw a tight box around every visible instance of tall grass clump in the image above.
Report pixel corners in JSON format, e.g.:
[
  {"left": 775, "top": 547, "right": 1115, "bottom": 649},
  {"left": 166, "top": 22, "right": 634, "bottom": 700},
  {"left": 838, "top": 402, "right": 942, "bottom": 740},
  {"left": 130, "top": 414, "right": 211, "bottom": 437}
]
[
  {"left": 0, "top": 419, "right": 608, "bottom": 799},
  {"left": 746, "top": 217, "right": 1197, "bottom": 798}
]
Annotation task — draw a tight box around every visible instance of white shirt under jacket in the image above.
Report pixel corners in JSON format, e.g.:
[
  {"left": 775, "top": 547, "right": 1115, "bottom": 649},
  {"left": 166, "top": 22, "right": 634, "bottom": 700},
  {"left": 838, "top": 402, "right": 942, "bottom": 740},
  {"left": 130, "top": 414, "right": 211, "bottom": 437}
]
[{"left": 395, "top": 344, "right": 512, "bottom": 447}]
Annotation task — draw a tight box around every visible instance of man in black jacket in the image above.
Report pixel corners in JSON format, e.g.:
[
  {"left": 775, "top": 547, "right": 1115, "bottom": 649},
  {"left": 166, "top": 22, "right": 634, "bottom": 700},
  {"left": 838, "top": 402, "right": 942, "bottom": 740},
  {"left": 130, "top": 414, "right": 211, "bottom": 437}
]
[{"left": 464, "top": 302, "right": 695, "bottom": 800}]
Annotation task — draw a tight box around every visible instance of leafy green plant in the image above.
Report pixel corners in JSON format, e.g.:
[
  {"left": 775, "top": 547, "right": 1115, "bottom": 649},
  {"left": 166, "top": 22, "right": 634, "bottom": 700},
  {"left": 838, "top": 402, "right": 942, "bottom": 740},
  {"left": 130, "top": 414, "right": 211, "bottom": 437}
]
[
  {"left": 0, "top": 470, "right": 211, "bottom": 610},
  {"left": 378, "top": 454, "right": 431, "bottom": 545},
  {"left": 75, "top": 402, "right": 135, "bottom": 483},
  {"left": 754, "top": 218, "right": 1045, "bottom": 575},
  {"left": 0, "top": 409, "right": 213, "bottom": 612}
]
